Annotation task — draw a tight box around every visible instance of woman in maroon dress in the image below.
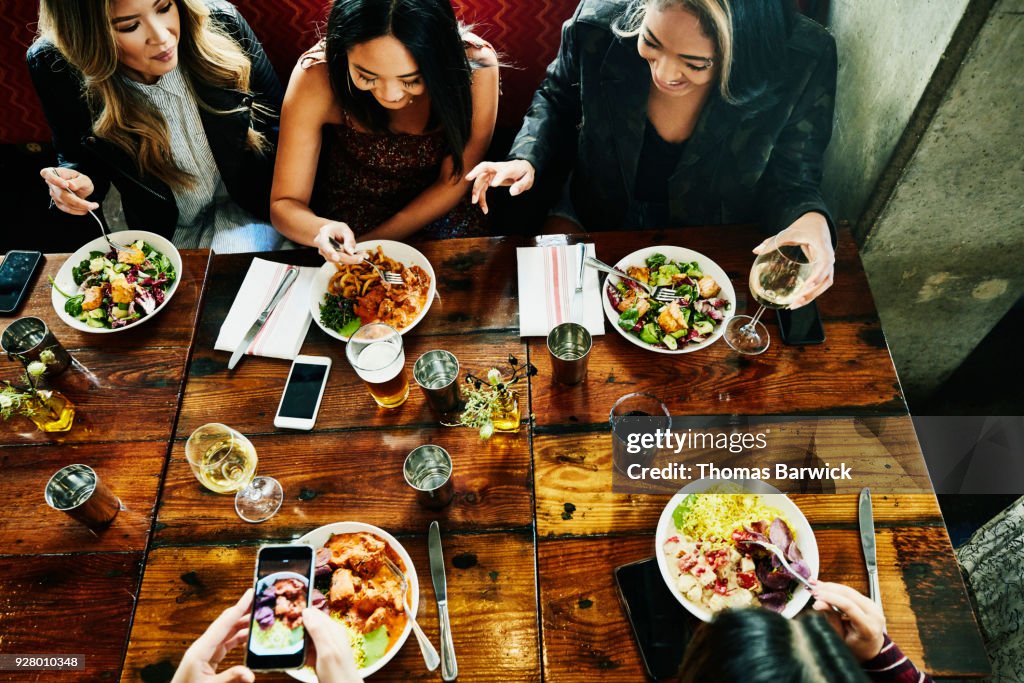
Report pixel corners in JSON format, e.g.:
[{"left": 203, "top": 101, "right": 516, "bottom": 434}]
[{"left": 270, "top": 0, "right": 499, "bottom": 263}]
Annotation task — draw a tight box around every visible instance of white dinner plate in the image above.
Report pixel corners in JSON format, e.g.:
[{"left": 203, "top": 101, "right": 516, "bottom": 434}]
[
  {"left": 50, "top": 230, "right": 182, "bottom": 334},
  {"left": 654, "top": 491, "right": 819, "bottom": 622},
  {"left": 600, "top": 245, "right": 735, "bottom": 354},
  {"left": 289, "top": 521, "right": 418, "bottom": 680},
  {"left": 308, "top": 239, "right": 436, "bottom": 342}
]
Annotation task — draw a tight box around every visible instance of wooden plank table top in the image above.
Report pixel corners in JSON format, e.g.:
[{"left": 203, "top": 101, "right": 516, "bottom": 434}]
[{"left": 0, "top": 228, "right": 991, "bottom": 681}]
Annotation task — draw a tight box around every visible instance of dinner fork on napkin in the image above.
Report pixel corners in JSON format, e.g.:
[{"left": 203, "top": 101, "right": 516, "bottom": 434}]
[
  {"left": 516, "top": 243, "right": 605, "bottom": 337},
  {"left": 214, "top": 258, "right": 319, "bottom": 361}
]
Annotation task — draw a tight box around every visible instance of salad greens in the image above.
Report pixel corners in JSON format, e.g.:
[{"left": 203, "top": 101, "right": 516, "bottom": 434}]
[
  {"left": 607, "top": 252, "right": 730, "bottom": 350},
  {"left": 54, "top": 240, "right": 176, "bottom": 329},
  {"left": 319, "top": 293, "right": 361, "bottom": 337}
]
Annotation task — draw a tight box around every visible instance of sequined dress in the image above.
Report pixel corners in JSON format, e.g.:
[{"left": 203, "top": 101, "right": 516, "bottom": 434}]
[{"left": 310, "top": 119, "right": 486, "bottom": 239}]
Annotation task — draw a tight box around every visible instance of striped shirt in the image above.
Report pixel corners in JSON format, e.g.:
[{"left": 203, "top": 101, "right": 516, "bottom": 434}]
[
  {"left": 862, "top": 636, "right": 934, "bottom": 683},
  {"left": 127, "top": 67, "right": 285, "bottom": 253}
]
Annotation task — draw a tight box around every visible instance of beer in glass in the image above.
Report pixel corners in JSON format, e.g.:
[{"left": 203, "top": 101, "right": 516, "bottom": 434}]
[{"left": 346, "top": 323, "right": 409, "bottom": 408}]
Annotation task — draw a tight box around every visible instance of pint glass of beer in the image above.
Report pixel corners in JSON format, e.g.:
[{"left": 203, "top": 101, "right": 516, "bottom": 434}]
[{"left": 346, "top": 323, "right": 409, "bottom": 408}]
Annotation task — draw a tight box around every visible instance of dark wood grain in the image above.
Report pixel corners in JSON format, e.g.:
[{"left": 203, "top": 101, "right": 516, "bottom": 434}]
[
  {"left": 123, "top": 532, "right": 540, "bottom": 682},
  {"left": 528, "top": 318, "right": 904, "bottom": 425},
  {"left": 0, "top": 553, "right": 141, "bottom": 683},
  {"left": 5, "top": 250, "right": 209, "bottom": 350},
  {"left": 154, "top": 427, "right": 533, "bottom": 544},
  {"left": 537, "top": 529, "right": 988, "bottom": 681},
  {"left": 177, "top": 333, "right": 527, "bottom": 436},
  {"left": 0, "top": 441, "right": 165, "bottom": 554},
  {"left": 0, "top": 347, "right": 190, "bottom": 445}
]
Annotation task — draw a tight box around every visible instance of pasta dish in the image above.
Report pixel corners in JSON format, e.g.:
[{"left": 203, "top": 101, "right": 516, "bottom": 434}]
[{"left": 321, "top": 246, "right": 431, "bottom": 335}]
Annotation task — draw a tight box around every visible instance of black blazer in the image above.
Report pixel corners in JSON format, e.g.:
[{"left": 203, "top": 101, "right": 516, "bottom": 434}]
[
  {"left": 508, "top": 0, "right": 838, "bottom": 237},
  {"left": 26, "top": 0, "right": 284, "bottom": 240}
]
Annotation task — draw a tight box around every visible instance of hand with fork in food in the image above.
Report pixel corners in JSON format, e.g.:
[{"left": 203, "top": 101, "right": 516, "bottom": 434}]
[
  {"left": 315, "top": 222, "right": 366, "bottom": 266},
  {"left": 41, "top": 166, "right": 100, "bottom": 216}
]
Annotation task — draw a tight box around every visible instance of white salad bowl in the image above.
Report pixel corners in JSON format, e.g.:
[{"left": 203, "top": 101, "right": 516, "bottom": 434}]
[
  {"left": 655, "top": 492, "right": 819, "bottom": 622},
  {"left": 50, "top": 230, "right": 182, "bottom": 334},
  {"left": 600, "top": 245, "right": 735, "bottom": 354}
]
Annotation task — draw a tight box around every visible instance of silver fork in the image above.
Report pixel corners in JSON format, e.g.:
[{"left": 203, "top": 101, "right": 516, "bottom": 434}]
[
  {"left": 584, "top": 256, "right": 680, "bottom": 303},
  {"left": 327, "top": 236, "right": 404, "bottom": 284},
  {"left": 49, "top": 168, "right": 130, "bottom": 253},
  {"left": 383, "top": 555, "right": 440, "bottom": 671},
  {"left": 747, "top": 540, "right": 844, "bottom": 616}
]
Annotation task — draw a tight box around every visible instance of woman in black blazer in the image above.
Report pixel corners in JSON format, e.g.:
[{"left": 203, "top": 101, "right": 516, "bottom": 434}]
[{"left": 468, "top": 0, "right": 837, "bottom": 306}]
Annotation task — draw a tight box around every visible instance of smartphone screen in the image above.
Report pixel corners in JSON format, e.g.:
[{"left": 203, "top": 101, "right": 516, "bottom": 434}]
[
  {"left": 777, "top": 302, "right": 826, "bottom": 345},
  {"left": 614, "top": 557, "right": 697, "bottom": 680},
  {"left": 0, "top": 251, "right": 43, "bottom": 313},
  {"left": 278, "top": 362, "right": 330, "bottom": 420},
  {"left": 246, "top": 544, "right": 315, "bottom": 671}
]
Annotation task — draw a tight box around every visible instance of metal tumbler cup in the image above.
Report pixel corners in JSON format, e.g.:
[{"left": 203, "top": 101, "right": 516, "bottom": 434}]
[
  {"left": 44, "top": 464, "right": 121, "bottom": 529},
  {"left": 414, "top": 350, "right": 463, "bottom": 416},
  {"left": 1, "top": 317, "right": 72, "bottom": 375},
  {"left": 547, "top": 322, "right": 592, "bottom": 385},
  {"left": 404, "top": 445, "right": 454, "bottom": 510}
]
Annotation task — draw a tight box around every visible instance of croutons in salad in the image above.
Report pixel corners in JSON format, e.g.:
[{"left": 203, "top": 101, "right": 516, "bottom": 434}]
[
  {"left": 52, "top": 241, "right": 176, "bottom": 329},
  {"left": 607, "top": 253, "right": 730, "bottom": 350}
]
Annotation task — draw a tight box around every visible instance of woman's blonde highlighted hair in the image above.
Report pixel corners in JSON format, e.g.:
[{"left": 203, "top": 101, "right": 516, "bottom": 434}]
[
  {"left": 614, "top": 0, "right": 735, "bottom": 102},
  {"left": 37, "top": 0, "right": 268, "bottom": 191}
]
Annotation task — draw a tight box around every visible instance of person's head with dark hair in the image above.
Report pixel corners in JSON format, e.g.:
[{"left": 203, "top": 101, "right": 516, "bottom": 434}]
[
  {"left": 614, "top": 0, "right": 796, "bottom": 107},
  {"left": 324, "top": 0, "right": 473, "bottom": 176},
  {"left": 679, "top": 609, "right": 871, "bottom": 683}
]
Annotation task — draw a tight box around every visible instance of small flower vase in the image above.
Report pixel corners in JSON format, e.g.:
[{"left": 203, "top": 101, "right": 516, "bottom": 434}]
[
  {"left": 27, "top": 390, "right": 76, "bottom": 432},
  {"left": 491, "top": 389, "right": 521, "bottom": 433}
]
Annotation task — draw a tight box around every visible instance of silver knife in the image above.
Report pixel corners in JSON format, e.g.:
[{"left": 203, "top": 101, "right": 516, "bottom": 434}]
[
  {"left": 227, "top": 265, "right": 299, "bottom": 370},
  {"left": 428, "top": 521, "right": 457, "bottom": 682},
  {"left": 859, "top": 487, "right": 882, "bottom": 609},
  {"left": 571, "top": 242, "right": 586, "bottom": 324}
]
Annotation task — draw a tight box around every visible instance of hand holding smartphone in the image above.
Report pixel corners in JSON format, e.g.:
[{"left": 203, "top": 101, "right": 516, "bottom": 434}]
[
  {"left": 274, "top": 355, "right": 332, "bottom": 430},
  {"left": 246, "top": 543, "right": 316, "bottom": 671}
]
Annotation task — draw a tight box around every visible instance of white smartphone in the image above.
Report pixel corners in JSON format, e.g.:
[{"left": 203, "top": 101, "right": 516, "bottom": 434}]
[{"left": 273, "top": 355, "right": 331, "bottom": 430}]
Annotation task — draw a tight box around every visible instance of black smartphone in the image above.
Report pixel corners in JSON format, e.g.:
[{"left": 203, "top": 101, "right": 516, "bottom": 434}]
[
  {"left": 0, "top": 250, "right": 43, "bottom": 314},
  {"left": 777, "top": 301, "right": 826, "bottom": 345},
  {"left": 246, "top": 544, "right": 316, "bottom": 671},
  {"left": 614, "top": 557, "right": 698, "bottom": 681}
]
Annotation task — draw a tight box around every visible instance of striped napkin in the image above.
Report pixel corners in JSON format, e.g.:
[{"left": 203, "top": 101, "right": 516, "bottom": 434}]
[
  {"left": 517, "top": 243, "right": 605, "bottom": 337},
  {"left": 214, "top": 258, "right": 318, "bottom": 361}
]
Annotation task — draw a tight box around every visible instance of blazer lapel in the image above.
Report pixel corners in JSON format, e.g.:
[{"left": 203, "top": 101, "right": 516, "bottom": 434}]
[{"left": 599, "top": 37, "right": 649, "bottom": 198}]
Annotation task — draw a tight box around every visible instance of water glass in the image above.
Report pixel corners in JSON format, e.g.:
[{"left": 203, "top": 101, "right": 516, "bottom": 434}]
[
  {"left": 346, "top": 323, "right": 409, "bottom": 408},
  {"left": 610, "top": 392, "right": 672, "bottom": 475},
  {"left": 44, "top": 464, "right": 121, "bottom": 529},
  {"left": 404, "top": 445, "right": 454, "bottom": 510},
  {"left": 414, "top": 350, "right": 462, "bottom": 416},
  {"left": 1, "top": 316, "right": 72, "bottom": 375}
]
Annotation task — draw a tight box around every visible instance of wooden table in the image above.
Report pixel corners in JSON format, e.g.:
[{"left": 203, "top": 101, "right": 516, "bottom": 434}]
[{"left": 0, "top": 228, "right": 990, "bottom": 682}]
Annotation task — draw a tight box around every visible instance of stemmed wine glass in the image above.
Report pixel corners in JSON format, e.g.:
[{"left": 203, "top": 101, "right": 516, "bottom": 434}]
[
  {"left": 185, "top": 423, "right": 283, "bottom": 523},
  {"left": 725, "top": 235, "right": 816, "bottom": 355}
]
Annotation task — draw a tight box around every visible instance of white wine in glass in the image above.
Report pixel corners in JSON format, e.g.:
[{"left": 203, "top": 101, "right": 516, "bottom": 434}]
[
  {"left": 725, "top": 237, "right": 815, "bottom": 355},
  {"left": 185, "top": 423, "right": 283, "bottom": 523}
]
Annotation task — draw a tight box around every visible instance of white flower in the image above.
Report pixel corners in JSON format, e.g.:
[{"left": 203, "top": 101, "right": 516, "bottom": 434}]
[
  {"left": 26, "top": 361, "right": 47, "bottom": 378},
  {"left": 478, "top": 421, "right": 494, "bottom": 440},
  {"left": 36, "top": 390, "right": 52, "bottom": 400},
  {"left": 486, "top": 368, "right": 502, "bottom": 386},
  {"left": 39, "top": 349, "right": 56, "bottom": 365},
  {"left": 0, "top": 394, "right": 12, "bottom": 409}
]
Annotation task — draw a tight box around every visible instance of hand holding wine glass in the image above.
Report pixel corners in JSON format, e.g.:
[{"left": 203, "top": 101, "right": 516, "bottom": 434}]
[
  {"left": 185, "top": 423, "right": 283, "bottom": 523},
  {"left": 725, "top": 235, "right": 816, "bottom": 355}
]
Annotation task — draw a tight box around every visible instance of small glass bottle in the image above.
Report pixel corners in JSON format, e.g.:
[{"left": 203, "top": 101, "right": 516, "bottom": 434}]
[
  {"left": 490, "top": 388, "right": 521, "bottom": 433},
  {"left": 27, "top": 390, "right": 76, "bottom": 432}
]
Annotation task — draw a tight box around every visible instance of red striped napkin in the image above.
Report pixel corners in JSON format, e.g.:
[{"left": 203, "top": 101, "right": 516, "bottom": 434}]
[
  {"left": 516, "top": 243, "right": 605, "bottom": 337},
  {"left": 214, "top": 258, "right": 318, "bottom": 361}
]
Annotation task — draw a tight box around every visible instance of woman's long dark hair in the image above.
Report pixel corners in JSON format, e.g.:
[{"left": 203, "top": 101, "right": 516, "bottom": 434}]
[
  {"left": 324, "top": 0, "right": 473, "bottom": 177},
  {"left": 725, "top": 0, "right": 796, "bottom": 106},
  {"left": 679, "top": 610, "right": 871, "bottom": 683}
]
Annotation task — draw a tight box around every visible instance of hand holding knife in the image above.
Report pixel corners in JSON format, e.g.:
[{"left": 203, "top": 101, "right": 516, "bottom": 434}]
[
  {"left": 227, "top": 265, "right": 298, "bottom": 370},
  {"left": 858, "top": 487, "right": 882, "bottom": 610},
  {"left": 429, "top": 521, "right": 458, "bottom": 681}
]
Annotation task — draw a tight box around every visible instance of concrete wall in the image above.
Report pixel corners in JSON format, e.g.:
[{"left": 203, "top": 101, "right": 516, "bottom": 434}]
[
  {"left": 857, "top": 0, "right": 1024, "bottom": 398},
  {"left": 823, "top": 0, "right": 970, "bottom": 224}
]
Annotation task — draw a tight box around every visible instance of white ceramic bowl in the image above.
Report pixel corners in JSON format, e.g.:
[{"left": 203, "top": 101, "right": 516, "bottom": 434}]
[
  {"left": 308, "top": 239, "right": 436, "bottom": 342},
  {"left": 600, "top": 245, "right": 735, "bottom": 354},
  {"left": 654, "top": 492, "right": 819, "bottom": 622},
  {"left": 50, "top": 230, "right": 182, "bottom": 333},
  {"left": 289, "top": 521, "right": 418, "bottom": 680}
]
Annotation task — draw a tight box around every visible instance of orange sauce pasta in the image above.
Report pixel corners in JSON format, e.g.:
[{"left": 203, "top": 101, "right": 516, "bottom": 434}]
[{"left": 327, "top": 246, "right": 431, "bottom": 330}]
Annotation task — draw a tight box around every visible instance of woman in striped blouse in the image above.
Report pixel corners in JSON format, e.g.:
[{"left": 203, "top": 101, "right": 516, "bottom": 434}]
[
  {"left": 679, "top": 581, "right": 933, "bottom": 682},
  {"left": 28, "top": 0, "right": 284, "bottom": 253}
]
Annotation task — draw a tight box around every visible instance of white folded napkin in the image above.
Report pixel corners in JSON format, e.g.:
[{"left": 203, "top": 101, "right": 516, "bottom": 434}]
[
  {"left": 517, "top": 243, "right": 605, "bottom": 337},
  {"left": 214, "top": 258, "right": 318, "bottom": 361}
]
